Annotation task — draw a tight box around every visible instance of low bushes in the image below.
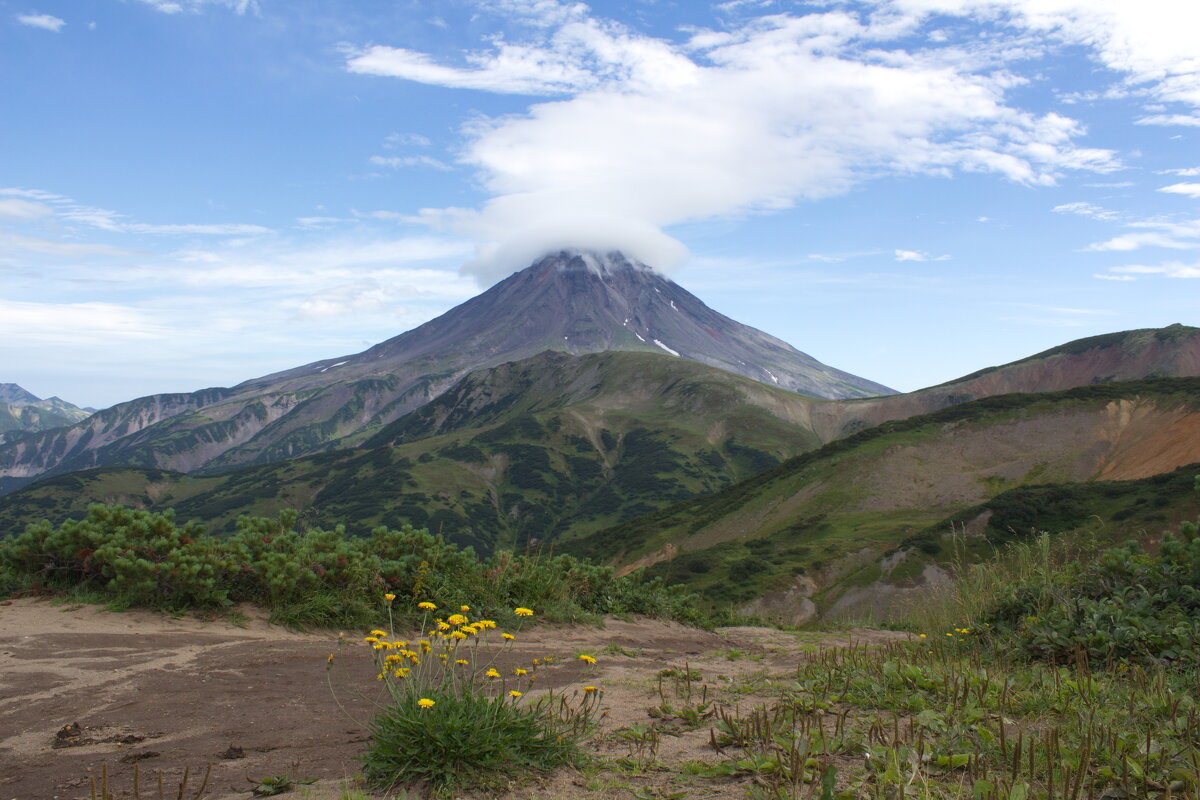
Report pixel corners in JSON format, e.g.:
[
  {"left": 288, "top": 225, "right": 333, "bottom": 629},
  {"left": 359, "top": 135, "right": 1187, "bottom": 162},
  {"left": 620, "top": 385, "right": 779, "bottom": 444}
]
[
  {"left": 0, "top": 504, "right": 703, "bottom": 627},
  {"left": 978, "top": 476, "right": 1200, "bottom": 668}
]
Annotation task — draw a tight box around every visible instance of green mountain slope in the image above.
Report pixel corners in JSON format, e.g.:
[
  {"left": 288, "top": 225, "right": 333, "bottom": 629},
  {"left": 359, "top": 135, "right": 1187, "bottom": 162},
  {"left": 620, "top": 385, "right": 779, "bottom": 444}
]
[
  {"left": 564, "top": 378, "right": 1200, "bottom": 620},
  {"left": 0, "top": 351, "right": 824, "bottom": 552},
  {"left": 0, "top": 383, "right": 92, "bottom": 444}
]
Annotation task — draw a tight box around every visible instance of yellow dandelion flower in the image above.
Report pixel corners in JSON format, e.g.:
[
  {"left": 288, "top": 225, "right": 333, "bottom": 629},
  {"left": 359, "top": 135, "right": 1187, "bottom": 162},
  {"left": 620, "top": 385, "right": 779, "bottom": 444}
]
[
  {"left": 363, "top": 636, "right": 379, "bottom": 643},
  {"left": 448, "top": 613, "right": 468, "bottom": 626},
  {"left": 515, "top": 668, "right": 528, "bottom": 676},
  {"left": 462, "top": 626, "right": 479, "bottom": 635},
  {"left": 450, "top": 630, "right": 468, "bottom": 640},
  {"left": 394, "top": 668, "right": 410, "bottom": 678},
  {"left": 919, "top": 634, "right": 927, "bottom": 639},
  {"left": 460, "top": 605, "right": 470, "bottom": 612},
  {"left": 514, "top": 607, "right": 533, "bottom": 617},
  {"left": 370, "top": 629, "right": 387, "bottom": 637},
  {"left": 384, "top": 593, "right": 396, "bottom": 602},
  {"left": 532, "top": 658, "right": 540, "bottom": 666},
  {"left": 583, "top": 686, "right": 597, "bottom": 693},
  {"left": 437, "top": 621, "right": 451, "bottom": 631},
  {"left": 418, "top": 602, "right": 437, "bottom": 611},
  {"left": 385, "top": 654, "right": 403, "bottom": 663},
  {"left": 417, "top": 698, "right": 435, "bottom": 709},
  {"left": 478, "top": 620, "right": 497, "bottom": 629},
  {"left": 327, "top": 653, "right": 334, "bottom": 663},
  {"left": 509, "top": 690, "right": 522, "bottom": 698},
  {"left": 455, "top": 659, "right": 469, "bottom": 665},
  {"left": 486, "top": 668, "right": 501, "bottom": 678},
  {"left": 376, "top": 671, "right": 385, "bottom": 680},
  {"left": 502, "top": 633, "right": 515, "bottom": 641},
  {"left": 372, "top": 644, "right": 384, "bottom": 651},
  {"left": 578, "top": 654, "right": 597, "bottom": 664}
]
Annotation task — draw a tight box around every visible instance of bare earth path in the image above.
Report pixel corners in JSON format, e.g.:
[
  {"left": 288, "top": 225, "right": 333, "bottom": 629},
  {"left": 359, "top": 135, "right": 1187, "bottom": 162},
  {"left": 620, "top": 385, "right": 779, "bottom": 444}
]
[{"left": 0, "top": 599, "right": 906, "bottom": 800}]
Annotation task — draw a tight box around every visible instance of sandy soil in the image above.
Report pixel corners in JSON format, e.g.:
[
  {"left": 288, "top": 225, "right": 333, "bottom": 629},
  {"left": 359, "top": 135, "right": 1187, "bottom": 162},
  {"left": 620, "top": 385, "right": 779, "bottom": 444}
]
[{"left": 0, "top": 598, "right": 907, "bottom": 800}]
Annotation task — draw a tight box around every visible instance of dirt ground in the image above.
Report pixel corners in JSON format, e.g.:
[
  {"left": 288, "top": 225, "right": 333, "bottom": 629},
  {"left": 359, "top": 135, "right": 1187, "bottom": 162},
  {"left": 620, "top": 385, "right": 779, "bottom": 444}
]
[{"left": 0, "top": 599, "right": 906, "bottom": 800}]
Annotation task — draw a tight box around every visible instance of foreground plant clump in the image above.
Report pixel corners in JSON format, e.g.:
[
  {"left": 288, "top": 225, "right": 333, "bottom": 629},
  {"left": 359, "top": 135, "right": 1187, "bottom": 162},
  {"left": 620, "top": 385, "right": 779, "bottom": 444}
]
[
  {"left": 0, "top": 504, "right": 703, "bottom": 627},
  {"left": 972, "top": 476, "right": 1200, "bottom": 669},
  {"left": 334, "top": 597, "right": 602, "bottom": 795}
]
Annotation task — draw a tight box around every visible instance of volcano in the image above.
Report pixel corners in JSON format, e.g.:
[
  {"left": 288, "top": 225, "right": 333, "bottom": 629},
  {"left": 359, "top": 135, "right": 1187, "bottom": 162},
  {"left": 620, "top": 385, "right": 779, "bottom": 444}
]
[{"left": 0, "top": 250, "right": 890, "bottom": 486}]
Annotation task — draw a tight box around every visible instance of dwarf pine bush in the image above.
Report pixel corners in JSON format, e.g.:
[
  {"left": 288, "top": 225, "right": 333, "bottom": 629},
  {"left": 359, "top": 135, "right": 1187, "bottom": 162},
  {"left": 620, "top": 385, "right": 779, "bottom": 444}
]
[{"left": 0, "top": 503, "right": 702, "bottom": 627}]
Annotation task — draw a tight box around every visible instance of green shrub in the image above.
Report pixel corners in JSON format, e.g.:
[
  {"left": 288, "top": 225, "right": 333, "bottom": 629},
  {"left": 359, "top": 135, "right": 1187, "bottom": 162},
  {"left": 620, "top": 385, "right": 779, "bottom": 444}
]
[
  {"left": 979, "top": 476, "right": 1200, "bottom": 668},
  {"left": 0, "top": 503, "right": 707, "bottom": 627}
]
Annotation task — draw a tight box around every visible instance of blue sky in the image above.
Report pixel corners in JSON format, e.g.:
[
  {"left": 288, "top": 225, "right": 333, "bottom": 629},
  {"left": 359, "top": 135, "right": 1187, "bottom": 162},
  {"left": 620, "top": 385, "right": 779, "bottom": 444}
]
[{"left": 2, "top": 0, "right": 1198, "bottom": 408}]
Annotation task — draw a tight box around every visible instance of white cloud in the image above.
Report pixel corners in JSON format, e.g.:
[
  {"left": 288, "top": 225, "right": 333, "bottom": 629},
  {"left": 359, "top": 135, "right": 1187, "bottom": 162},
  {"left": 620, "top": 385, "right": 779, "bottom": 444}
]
[
  {"left": 16, "top": 13, "right": 65, "bottom": 31},
  {"left": 1108, "top": 261, "right": 1200, "bottom": 279},
  {"left": 1160, "top": 167, "right": 1200, "bottom": 177},
  {"left": 1159, "top": 183, "right": 1200, "bottom": 199},
  {"left": 369, "top": 155, "right": 453, "bottom": 171},
  {"left": 124, "top": 222, "right": 271, "bottom": 235},
  {"left": 0, "top": 299, "right": 164, "bottom": 345},
  {"left": 137, "top": 0, "right": 258, "bottom": 14},
  {"left": 0, "top": 198, "right": 53, "bottom": 220},
  {"left": 1052, "top": 201, "right": 1119, "bottom": 220},
  {"left": 1, "top": 232, "right": 136, "bottom": 258},
  {"left": 894, "top": 249, "right": 951, "bottom": 262},
  {"left": 384, "top": 132, "right": 433, "bottom": 147},
  {"left": 359, "top": 8, "right": 1122, "bottom": 280},
  {"left": 0, "top": 186, "right": 270, "bottom": 237},
  {"left": 1093, "top": 273, "right": 1135, "bottom": 281},
  {"left": 1086, "top": 218, "right": 1200, "bottom": 251},
  {"left": 1136, "top": 114, "right": 1200, "bottom": 127},
  {"left": 891, "top": 0, "right": 1200, "bottom": 108}
]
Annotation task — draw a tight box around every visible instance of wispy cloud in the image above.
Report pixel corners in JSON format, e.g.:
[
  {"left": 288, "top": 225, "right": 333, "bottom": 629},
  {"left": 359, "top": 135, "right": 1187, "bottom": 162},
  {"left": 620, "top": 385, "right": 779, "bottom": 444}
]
[
  {"left": 369, "top": 155, "right": 454, "bottom": 171},
  {"left": 1053, "top": 201, "right": 1120, "bottom": 220},
  {"left": 1137, "top": 114, "right": 1200, "bottom": 127},
  {"left": 1159, "top": 183, "right": 1200, "bottom": 199},
  {"left": 0, "top": 198, "right": 54, "bottom": 220},
  {"left": 136, "top": 0, "right": 258, "bottom": 15},
  {"left": 0, "top": 186, "right": 270, "bottom": 237},
  {"left": 1104, "top": 261, "right": 1200, "bottom": 279},
  {"left": 894, "top": 249, "right": 951, "bottom": 262},
  {"left": 1086, "top": 218, "right": 1200, "bottom": 251},
  {"left": 1, "top": 232, "right": 137, "bottom": 258},
  {"left": 16, "top": 12, "right": 65, "bottom": 31}
]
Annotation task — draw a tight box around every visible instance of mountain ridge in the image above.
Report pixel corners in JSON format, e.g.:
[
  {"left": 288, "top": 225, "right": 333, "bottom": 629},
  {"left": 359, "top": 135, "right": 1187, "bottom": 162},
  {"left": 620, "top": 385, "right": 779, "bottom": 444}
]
[{"left": 0, "top": 250, "right": 890, "bottom": 490}]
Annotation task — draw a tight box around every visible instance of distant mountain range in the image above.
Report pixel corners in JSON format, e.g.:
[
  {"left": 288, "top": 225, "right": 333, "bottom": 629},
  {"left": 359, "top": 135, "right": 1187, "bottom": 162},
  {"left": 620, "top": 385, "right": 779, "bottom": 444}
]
[
  {"left": 0, "top": 384, "right": 92, "bottom": 445},
  {"left": 0, "top": 250, "right": 892, "bottom": 493}
]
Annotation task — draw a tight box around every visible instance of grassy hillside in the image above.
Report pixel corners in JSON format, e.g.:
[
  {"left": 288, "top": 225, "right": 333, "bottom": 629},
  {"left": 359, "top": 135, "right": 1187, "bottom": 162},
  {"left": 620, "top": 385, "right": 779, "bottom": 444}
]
[
  {"left": 0, "top": 352, "right": 823, "bottom": 555},
  {"left": 565, "top": 378, "right": 1200, "bottom": 614}
]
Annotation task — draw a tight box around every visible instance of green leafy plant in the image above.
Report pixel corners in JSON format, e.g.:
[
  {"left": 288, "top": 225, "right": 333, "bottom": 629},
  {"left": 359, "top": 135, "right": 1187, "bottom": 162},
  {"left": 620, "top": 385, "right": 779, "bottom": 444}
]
[{"left": 341, "top": 597, "right": 603, "bottom": 796}]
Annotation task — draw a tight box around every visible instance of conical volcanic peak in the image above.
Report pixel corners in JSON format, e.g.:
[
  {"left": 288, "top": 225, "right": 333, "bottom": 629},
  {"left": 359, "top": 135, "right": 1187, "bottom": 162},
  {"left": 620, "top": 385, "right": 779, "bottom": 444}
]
[{"left": 0, "top": 248, "right": 892, "bottom": 482}]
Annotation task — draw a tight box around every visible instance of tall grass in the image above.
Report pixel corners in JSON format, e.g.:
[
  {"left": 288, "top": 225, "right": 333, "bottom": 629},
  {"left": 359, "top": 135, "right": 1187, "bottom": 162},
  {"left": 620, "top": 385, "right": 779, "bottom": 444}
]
[{"left": 894, "top": 525, "right": 1103, "bottom": 635}]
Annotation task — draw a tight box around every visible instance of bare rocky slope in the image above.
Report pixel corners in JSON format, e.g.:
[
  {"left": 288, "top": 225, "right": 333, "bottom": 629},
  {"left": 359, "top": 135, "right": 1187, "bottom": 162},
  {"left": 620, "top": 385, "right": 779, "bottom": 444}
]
[{"left": 0, "top": 251, "right": 891, "bottom": 494}]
